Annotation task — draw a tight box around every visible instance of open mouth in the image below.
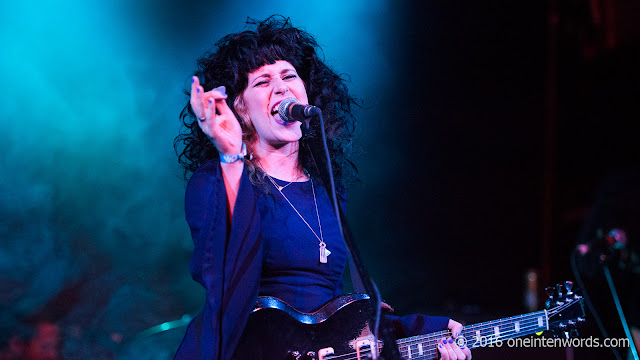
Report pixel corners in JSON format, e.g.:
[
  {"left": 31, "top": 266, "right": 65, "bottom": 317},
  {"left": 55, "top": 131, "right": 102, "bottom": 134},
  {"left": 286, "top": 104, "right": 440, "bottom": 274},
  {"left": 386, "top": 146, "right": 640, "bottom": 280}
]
[{"left": 270, "top": 100, "right": 283, "bottom": 116}]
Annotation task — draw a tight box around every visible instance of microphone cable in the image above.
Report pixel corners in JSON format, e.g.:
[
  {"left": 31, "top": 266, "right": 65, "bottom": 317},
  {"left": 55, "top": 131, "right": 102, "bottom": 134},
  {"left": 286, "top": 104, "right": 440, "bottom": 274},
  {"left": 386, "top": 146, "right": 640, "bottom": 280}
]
[{"left": 312, "top": 109, "right": 401, "bottom": 359}]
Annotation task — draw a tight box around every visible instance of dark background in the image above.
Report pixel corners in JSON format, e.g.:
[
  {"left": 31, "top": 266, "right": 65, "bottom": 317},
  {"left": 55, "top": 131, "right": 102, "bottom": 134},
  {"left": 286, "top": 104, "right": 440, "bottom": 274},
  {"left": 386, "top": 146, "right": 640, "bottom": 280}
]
[{"left": 1, "top": 0, "right": 638, "bottom": 358}]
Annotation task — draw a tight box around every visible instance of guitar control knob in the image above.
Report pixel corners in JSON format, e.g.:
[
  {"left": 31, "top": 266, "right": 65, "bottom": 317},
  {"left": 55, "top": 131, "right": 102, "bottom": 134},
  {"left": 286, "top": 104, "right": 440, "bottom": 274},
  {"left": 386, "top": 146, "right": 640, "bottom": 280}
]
[{"left": 288, "top": 351, "right": 302, "bottom": 359}]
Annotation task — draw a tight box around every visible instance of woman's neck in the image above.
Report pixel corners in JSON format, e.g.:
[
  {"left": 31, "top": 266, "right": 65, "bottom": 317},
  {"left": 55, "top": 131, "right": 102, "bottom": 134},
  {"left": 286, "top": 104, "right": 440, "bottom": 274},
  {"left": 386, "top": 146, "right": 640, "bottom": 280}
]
[{"left": 253, "top": 141, "right": 307, "bottom": 182}]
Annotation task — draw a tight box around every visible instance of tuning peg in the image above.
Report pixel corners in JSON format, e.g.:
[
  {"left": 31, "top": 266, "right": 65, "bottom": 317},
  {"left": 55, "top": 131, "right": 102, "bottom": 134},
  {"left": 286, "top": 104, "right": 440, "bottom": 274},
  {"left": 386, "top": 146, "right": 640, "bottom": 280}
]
[
  {"left": 545, "top": 286, "right": 556, "bottom": 309},
  {"left": 565, "top": 281, "right": 574, "bottom": 295},
  {"left": 564, "top": 281, "right": 580, "bottom": 300},
  {"left": 556, "top": 284, "right": 565, "bottom": 298},
  {"left": 288, "top": 351, "right": 302, "bottom": 359},
  {"left": 577, "top": 317, "right": 585, "bottom": 323},
  {"left": 545, "top": 286, "right": 555, "bottom": 298}
]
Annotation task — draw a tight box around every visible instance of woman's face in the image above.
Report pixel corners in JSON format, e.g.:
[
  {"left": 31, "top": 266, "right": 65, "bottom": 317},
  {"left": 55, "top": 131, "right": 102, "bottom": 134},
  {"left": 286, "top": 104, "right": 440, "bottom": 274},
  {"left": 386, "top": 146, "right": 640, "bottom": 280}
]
[{"left": 238, "top": 60, "right": 308, "bottom": 150}]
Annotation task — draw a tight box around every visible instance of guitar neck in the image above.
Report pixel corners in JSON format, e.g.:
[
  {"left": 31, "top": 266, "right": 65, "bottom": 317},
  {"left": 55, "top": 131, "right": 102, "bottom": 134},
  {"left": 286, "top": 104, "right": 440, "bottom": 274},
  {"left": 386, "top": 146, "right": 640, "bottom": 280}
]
[{"left": 395, "top": 310, "right": 548, "bottom": 359}]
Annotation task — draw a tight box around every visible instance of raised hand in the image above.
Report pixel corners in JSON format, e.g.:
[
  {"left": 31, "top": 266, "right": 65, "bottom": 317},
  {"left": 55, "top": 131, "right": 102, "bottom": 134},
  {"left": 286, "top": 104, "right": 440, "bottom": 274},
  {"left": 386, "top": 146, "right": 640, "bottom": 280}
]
[{"left": 190, "top": 76, "right": 243, "bottom": 155}]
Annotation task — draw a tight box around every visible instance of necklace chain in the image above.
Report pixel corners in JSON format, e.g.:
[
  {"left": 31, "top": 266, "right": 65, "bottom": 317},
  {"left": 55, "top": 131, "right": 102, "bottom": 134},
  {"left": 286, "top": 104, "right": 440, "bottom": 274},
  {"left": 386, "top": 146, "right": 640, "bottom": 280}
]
[
  {"left": 266, "top": 175, "right": 293, "bottom": 191},
  {"left": 265, "top": 173, "right": 329, "bottom": 263}
]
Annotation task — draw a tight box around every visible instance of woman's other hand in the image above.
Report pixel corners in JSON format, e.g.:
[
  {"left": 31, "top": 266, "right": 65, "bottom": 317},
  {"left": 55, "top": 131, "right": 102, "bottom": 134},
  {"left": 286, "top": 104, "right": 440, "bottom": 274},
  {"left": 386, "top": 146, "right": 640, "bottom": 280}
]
[{"left": 437, "top": 319, "right": 472, "bottom": 359}]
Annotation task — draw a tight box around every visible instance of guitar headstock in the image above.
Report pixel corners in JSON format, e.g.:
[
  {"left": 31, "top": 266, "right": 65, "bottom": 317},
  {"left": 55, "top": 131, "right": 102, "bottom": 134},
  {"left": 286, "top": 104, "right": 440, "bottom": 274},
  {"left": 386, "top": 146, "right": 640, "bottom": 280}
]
[{"left": 545, "top": 281, "right": 586, "bottom": 338}]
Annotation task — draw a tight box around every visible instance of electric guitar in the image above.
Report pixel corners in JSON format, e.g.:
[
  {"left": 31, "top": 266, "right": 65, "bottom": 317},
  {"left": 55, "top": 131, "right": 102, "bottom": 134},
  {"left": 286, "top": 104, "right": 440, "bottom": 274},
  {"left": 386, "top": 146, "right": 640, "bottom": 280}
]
[{"left": 232, "top": 281, "right": 585, "bottom": 359}]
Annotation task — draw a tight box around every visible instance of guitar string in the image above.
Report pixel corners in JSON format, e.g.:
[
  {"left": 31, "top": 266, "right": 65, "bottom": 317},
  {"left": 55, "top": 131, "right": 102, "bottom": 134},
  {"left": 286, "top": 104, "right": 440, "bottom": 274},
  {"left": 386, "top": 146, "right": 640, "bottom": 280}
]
[
  {"left": 390, "top": 302, "right": 573, "bottom": 359},
  {"left": 399, "top": 310, "right": 550, "bottom": 342},
  {"left": 397, "top": 312, "right": 546, "bottom": 346},
  {"left": 396, "top": 326, "right": 550, "bottom": 360},
  {"left": 331, "top": 324, "right": 547, "bottom": 360},
  {"left": 398, "top": 313, "right": 547, "bottom": 346},
  {"left": 398, "top": 321, "right": 548, "bottom": 350},
  {"left": 333, "top": 325, "right": 546, "bottom": 360},
  {"left": 330, "top": 322, "right": 550, "bottom": 360},
  {"left": 396, "top": 299, "right": 577, "bottom": 348},
  {"left": 399, "top": 323, "right": 547, "bottom": 350}
]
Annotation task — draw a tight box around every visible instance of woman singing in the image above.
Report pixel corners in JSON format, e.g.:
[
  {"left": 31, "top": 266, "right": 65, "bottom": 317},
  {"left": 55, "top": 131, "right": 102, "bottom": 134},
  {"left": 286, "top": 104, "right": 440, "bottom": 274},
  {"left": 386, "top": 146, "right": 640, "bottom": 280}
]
[{"left": 174, "top": 16, "right": 471, "bottom": 360}]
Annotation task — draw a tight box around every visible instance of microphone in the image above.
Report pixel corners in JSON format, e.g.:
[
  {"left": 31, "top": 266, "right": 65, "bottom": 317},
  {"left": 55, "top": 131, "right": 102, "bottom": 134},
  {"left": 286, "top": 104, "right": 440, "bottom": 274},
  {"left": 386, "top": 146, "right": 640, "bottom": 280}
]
[{"left": 277, "top": 97, "right": 320, "bottom": 123}]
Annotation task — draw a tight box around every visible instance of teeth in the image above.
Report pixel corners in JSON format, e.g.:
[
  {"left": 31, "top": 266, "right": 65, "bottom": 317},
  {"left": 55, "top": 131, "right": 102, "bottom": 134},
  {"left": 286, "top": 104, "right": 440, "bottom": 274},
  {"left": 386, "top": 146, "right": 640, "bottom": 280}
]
[{"left": 271, "top": 101, "right": 281, "bottom": 115}]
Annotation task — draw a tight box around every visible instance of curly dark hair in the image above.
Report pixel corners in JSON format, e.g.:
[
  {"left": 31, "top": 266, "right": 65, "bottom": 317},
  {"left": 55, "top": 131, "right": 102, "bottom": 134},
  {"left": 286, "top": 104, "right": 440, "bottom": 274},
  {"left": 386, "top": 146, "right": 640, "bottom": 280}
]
[{"left": 174, "top": 15, "right": 358, "bottom": 191}]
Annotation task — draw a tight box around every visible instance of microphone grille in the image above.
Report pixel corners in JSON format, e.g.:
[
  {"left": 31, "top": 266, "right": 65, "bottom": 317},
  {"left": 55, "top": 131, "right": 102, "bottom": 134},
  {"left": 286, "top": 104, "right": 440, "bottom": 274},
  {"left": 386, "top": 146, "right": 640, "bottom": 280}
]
[{"left": 278, "top": 97, "right": 300, "bottom": 123}]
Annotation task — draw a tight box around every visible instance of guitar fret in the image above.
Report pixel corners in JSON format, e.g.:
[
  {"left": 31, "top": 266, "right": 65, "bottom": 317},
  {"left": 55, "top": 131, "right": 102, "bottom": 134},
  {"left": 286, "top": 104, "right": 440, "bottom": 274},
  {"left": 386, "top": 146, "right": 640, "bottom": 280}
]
[{"left": 395, "top": 307, "right": 564, "bottom": 358}]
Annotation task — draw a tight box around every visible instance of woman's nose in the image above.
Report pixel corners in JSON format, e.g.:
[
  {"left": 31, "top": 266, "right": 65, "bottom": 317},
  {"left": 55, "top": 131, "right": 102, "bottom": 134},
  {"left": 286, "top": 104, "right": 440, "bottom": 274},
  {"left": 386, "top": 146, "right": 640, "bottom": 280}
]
[{"left": 273, "top": 79, "right": 289, "bottom": 94}]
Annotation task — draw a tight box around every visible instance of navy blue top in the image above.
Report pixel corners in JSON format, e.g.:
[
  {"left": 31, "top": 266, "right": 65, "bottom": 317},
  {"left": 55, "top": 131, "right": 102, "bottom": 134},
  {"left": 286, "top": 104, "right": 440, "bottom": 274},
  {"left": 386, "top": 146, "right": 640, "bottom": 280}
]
[
  {"left": 258, "top": 177, "right": 346, "bottom": 312},
  {"left": 174, "top": 161, "right": 449, "bottom": 360}
]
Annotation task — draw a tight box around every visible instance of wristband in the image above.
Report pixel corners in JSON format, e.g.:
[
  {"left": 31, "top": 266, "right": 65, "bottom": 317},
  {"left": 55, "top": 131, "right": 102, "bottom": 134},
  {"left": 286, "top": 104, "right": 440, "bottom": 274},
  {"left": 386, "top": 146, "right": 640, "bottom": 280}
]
[{"left": 219, "top": 143, "right": 247, "bottom": 163}]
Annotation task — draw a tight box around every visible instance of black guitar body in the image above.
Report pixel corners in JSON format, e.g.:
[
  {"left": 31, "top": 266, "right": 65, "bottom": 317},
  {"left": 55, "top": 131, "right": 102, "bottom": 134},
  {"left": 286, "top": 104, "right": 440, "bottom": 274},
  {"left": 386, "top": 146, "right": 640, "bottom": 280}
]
[{"left": 232, "top": 294, "right": 373, "bottom": 359}]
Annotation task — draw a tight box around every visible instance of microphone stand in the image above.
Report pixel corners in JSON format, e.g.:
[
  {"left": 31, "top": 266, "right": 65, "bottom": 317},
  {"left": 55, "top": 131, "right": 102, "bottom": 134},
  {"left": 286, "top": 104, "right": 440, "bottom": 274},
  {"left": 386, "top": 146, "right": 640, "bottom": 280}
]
[
  {"left": 312, "top": 109, "right": 402, "bottom": 360},
  {"left": 601, "top": 262, "right": 639, "bottom": 360}
]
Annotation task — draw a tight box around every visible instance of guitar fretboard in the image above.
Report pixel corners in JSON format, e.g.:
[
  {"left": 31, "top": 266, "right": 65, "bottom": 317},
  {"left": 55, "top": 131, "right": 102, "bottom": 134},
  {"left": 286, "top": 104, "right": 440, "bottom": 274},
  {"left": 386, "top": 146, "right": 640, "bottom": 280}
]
[{"left": 395, "top": 310, "right": 548, "bottom": 360}]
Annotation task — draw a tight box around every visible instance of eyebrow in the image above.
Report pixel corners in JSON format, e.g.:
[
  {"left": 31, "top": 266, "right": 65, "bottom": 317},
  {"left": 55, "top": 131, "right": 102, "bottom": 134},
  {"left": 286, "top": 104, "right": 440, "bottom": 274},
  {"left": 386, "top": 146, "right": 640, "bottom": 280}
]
[{"left": 251, "top": 68, "right": 297, "bottom": 84}]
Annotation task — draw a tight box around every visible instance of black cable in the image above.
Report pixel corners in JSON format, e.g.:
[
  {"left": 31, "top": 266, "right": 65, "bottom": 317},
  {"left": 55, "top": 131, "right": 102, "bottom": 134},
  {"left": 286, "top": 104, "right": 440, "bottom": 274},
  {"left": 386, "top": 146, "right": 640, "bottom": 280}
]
[
  {"left": 315, "top": 109, "right": 401, "bottom": 359},
  {"left": 570, "top": 249, "right": 623, "bottom": 360}
]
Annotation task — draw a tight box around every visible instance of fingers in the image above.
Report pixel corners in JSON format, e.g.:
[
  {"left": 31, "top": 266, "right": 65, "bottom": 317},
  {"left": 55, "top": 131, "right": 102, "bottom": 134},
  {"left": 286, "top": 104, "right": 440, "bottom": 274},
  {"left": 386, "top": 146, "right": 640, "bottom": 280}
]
[
  {"left": 461, "top": 345, "right": 472, "bottom": 359},
  {"left": 437, "top": 338, "right": 450, "bottom": 360},
  {"left": 205, "top": 97, "right": 214, "bottom": 124},
  {"left": 206, "top": 86, "right": 232, "bottom": 123},
  {"left": 440, "top": 338, "right": 458, "bottom": 360},
  {"left": 438, "top": 337, "right": 470, "bottom": 360},
  {"left": 380, "top": 302, "right": 394, "bottom": 313},
  {"left": 448, "top": 319, "right": 463, "bottom": 338},
  {"left": 190, "top": 76, "right": 205, "bottom": 120},
  {"left": 191, "top": 77, "right": 229, "bottom": 123},
  {"left": 452, "top": 341, "right": 467, "bottom": 360},
  {"left": 447, "top": 319, "right": 471, "bottom": 359}
]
